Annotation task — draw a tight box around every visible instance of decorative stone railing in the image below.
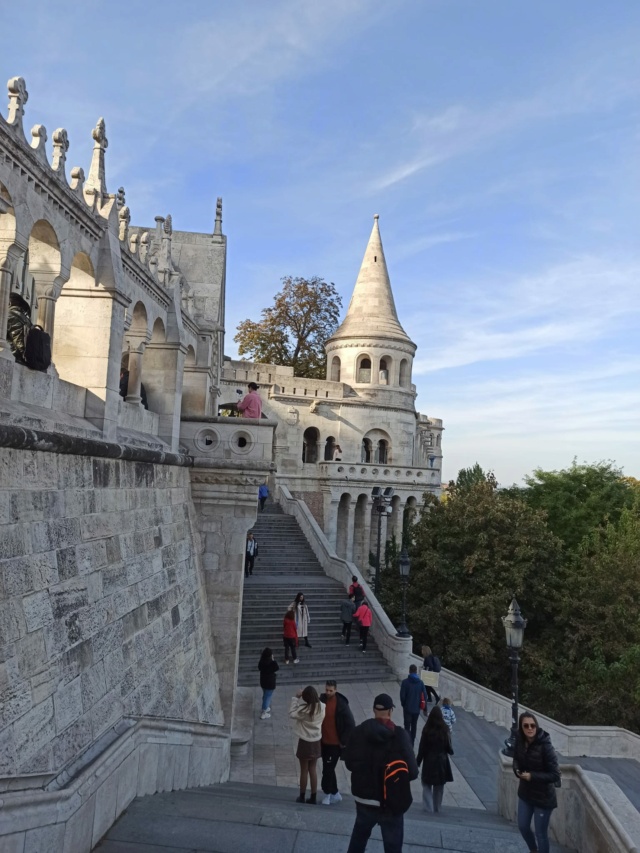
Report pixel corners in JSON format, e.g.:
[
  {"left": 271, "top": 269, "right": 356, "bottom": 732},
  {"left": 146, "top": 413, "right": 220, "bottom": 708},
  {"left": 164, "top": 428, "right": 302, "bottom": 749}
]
[
  {"left": 318, "top": 460, "right": 441, "bottom": 485},
  {"left": 498, "top": 752, "right": 640, "bottom": 853},
  {"left": 179, "top": 416, "right": 277, "bottom": 468},
  {"left": 277, "top": 484, "right": 412, "bottom": 678}
]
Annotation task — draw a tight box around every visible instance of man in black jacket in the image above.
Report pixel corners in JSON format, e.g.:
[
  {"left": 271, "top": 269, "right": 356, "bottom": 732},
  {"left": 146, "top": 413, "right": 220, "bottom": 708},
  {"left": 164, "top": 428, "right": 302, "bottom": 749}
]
[
  {"left": 343, "top": 693, "right": 418, "bottom": 853},
  {"left": 319, "top": 680, "right": 356, "bottom": 805}
]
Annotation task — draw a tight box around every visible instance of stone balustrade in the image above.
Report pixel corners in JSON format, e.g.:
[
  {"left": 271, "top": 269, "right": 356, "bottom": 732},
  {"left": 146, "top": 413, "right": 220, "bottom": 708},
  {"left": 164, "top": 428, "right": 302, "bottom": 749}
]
[{"left": 319, "top": 460, "right": 441, "bottom": 483}]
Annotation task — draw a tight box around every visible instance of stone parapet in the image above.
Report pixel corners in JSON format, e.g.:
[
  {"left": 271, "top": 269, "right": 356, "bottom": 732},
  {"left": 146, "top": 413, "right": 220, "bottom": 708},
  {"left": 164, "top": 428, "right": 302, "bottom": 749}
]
[
  {"left": 0, "top": 716, "right": 230, "bottom": 853},
  {"left": 498, "top": 752, "right": 640, "bottom": 853}
]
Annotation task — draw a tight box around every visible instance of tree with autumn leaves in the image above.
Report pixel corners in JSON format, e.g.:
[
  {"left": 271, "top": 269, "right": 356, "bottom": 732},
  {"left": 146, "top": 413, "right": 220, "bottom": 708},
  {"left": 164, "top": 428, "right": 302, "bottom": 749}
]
[{"left": 234, "top": 276, "right": 342, "bottom": 379}]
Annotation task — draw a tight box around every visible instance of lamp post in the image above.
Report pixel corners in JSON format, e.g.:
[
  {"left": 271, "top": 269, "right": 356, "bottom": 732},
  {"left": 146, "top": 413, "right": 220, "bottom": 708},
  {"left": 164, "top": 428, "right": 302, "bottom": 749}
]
[
  {"left": 396, "top": 548, "right": 411, "bottom": 637},
  {"left": 501, "top": 596, "right": 527, "bottom": 756},
  {"left": 371, "top": 486, "right": 394, "bottom": 594}
]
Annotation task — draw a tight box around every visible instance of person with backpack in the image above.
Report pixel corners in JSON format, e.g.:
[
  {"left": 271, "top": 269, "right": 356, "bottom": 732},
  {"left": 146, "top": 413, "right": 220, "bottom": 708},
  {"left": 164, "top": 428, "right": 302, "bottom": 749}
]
[
  {"left": 257, "top": 647, "right": 279, "bottom": 720},
  {"left": 416, "top": 705, "right": 454, "bottom": 813},
  {"left": 348, "top": 575, "right": 365, "bottom": 606},
  {"left": 421, "top": 645, "right": 441, "bottom": 704},
  {"left": 343, "top": 693, "right": 418, "bottom": 853}
]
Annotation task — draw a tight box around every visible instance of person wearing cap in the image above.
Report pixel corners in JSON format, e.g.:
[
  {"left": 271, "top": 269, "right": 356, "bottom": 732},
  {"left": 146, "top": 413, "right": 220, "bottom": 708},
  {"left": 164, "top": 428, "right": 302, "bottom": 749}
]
[{"left": 343, "top": 692, "right": 418, "bottom": 852}]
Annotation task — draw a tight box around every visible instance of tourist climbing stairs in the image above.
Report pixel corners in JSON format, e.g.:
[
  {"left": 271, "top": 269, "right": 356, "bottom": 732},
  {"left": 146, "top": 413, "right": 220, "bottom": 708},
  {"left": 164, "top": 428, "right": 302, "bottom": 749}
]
[{"left": 238, "top": 502, "right": 394, "bottom": 686}]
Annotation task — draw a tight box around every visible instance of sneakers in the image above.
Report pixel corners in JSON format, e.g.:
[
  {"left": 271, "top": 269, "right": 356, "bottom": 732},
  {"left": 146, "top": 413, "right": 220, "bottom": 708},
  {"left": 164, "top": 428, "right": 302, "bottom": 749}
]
[
  {"left": 293, "top": 658, "right": 300, "bottom": 664},
  {"left": 362, "top": 650, "right": 366, "bottom": 654},
  {"left": 260, "top": 711, "right": 270, "bottom": 720},
  {"left": 265, "top": 707, "right": 271, "bottom": 713},
  {"left": 330, "top": 792, "right": 342, "bottom": 803},
  {"left": 285, "top": 660, "right": 290, "bottom": 664},
  {"left": 322, "top": 794, "right": 332, "bottom": 805}
]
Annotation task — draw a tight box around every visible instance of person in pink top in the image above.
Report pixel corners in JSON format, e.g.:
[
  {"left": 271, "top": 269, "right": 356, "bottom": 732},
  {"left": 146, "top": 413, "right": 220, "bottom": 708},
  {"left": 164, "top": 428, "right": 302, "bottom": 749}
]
[
  {"left": 237, "top": 382, "right": 263, "bottom": 419},
  {"left": 353, "top": 599, "right": 372, "bottom": 654}
]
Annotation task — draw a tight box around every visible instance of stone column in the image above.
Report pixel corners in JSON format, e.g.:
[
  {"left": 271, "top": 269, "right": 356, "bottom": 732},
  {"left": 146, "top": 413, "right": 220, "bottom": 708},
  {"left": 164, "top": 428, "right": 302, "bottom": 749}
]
[
  {"left": 345, "top": 498, "right": 356, "bottom": 563},
  {"left": 323, "top": 492, "right": 340, "bottom": 552},
  {"left": 125, "top": 343, "right": 145, "bottom": 405},
  {"left": 189, "top": 460, "right": 272, "bottom": 730},
  {"left": 0, "top": 242, "right": 26, "bottom": 361},
  {"left": 141, "top": 341, "right": 186, "bottom": 451}
]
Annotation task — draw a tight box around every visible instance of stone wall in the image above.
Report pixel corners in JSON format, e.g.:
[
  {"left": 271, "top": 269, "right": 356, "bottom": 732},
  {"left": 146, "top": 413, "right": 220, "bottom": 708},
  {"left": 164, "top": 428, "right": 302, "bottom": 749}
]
[
  {"left": 291, "top": 489, "right": 323, "bottom": 527},
  {"left": 0, "top": 446, "right": 222, "bottom": 780}
]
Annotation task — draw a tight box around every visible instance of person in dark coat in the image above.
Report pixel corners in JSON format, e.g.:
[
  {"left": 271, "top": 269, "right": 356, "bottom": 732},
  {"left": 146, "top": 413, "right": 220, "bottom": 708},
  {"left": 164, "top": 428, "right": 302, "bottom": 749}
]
[
  {"left": 7, "top": 292, "right": 32, "bottom": 364},
  {"left": 343, "top": 693, "right": 418, "bottom": 853},
  {"left": 340, "top": 594, "right": 356, "bottom": 645},
  {"left": 421, "top": 644, "right": 441, "bottom": 704},
  {"left": 416, "top": 705, "right": 453, "bottom": 813},
  {"left": 319, "top": 680, "right": 356, "bottom": 805},
  {"left": 513, "top": 712, "right": 560, "bottom": 853},
  {"left": 399, "top": 664, "right": 428, "bottom": 745},
  {"left": 257, "top": 647, "right": 279, "bottom": 720}
]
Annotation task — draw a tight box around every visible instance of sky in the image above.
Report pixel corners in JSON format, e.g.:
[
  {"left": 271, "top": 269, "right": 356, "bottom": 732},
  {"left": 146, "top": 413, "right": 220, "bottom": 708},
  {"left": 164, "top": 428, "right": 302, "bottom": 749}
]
[{"left": 3, "top": 0, "right": 639, "bottom": 485}]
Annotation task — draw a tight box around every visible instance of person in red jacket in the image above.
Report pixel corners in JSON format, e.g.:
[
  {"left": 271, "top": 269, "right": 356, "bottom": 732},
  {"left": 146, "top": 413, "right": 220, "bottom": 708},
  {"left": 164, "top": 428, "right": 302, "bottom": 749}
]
[
  {"left": 283, "top": 609, "right": 299, "bottom": 664},
  {"left": 353, "top": 599, "right": 373, "bottom": 653}
]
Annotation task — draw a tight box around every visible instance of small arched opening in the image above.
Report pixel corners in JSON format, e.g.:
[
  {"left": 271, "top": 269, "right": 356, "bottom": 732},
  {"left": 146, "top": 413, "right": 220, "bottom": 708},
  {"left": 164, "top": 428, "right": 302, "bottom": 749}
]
[
  {"left": 399, "top": 358, "right": 410, "bottom": 388},
  {"left": 379, "top": 356, "right": 392, "bottom": 385},
  {"left": 302, "top": 427, "right": 320, "bottom": 463},
  {"left": 324, "top": 435, "right": 336, "bottom": 461},
  {"left": 353, "top": 493, "right": 370, "bottom": 570},
  {"left": 336, "top": 492, "right": 352, "bottom": 559},
  {"left": 363, "top": 428, "right": 392, "bottom": 465},
  {"left": 361, "top": 437, "right": 372, "bottom": 463},
  {"left": 330, "top": 355, "right": 341, "bottom": 382},
  {"left": 356, "top": 354, "right": 372, "bottom": 383}
]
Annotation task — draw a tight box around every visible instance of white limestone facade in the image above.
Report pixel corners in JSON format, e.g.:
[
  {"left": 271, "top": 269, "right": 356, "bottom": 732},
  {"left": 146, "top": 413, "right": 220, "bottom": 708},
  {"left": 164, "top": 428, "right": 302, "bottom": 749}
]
[{"left": 220, "top": 215, "right": 443, "bottom": 570}]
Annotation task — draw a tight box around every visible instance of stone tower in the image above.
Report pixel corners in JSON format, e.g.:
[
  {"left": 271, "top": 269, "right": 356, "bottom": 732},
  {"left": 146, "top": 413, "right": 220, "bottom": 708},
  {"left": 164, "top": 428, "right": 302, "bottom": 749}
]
[{"left": 325, "top": 214, "right": 416, "bottom": 401}]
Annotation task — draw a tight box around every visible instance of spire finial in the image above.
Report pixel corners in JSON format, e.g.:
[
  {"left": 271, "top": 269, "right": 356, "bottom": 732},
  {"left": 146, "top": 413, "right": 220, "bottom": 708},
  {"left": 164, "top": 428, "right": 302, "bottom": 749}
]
[
  {"left": 85, "top": 117, "right": 109, "bottom": 204},
  {"left": 214, "top": 197, "right": 223, "bottom": 235},
  {"left": 374, "top": 213, "right": 379, "bottom": 221}
]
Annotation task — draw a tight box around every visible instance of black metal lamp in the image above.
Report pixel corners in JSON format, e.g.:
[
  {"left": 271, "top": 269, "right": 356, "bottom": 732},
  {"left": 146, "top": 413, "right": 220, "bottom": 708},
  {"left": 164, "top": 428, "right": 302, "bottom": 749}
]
[
  {"left": 396, "top": 548, "right": 411, "bottom": 638},
  {"left": 502, "top": 596, "right": 527, "bottom": 756}
]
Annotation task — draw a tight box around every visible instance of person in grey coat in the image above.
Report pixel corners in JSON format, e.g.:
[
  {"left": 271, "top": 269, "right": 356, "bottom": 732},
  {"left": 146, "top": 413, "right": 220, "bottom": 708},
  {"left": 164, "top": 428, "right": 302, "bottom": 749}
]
[{"left": 340, "top": 594, "right": 356, "bottom": 645}]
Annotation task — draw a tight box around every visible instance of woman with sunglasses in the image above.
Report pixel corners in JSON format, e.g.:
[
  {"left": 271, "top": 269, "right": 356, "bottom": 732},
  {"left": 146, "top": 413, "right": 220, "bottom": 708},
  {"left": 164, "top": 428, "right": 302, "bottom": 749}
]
[{"left": 513, "top": 712, "right": 560, "bottom": 853}]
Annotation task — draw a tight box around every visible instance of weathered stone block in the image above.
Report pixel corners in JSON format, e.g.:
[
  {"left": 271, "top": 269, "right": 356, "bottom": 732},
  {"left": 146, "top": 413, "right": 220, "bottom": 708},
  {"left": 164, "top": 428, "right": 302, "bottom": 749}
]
[
  {"left": 50, "top": 579, "right": 89, "bottom": 620},
  {"left": 62, "top": 792, "right": 95, "bottom": 853},
  {"left": 13, "top": 698, "right": 55, "bottom": 766},
  {"left": 90, "top": 686, "right": 123, "bottom": 738},
  {"left": 137, "top": 741, "right": 160, "bottom": 796},
  {"left": 115, "top": 748, "right": 140, "bottom": 814},
  {"left": 31, "top": 518, "right": 82, "bottom": 554},
  {"left": 54, "top": 675, "right": 82, "bottom": 732},
  {"left": 15, "top": 629, "right": 47, "bottom": 680},
  {"left": 91, "top": 771, "right": 118, "bottom": 849},
  {"left": 81, "top": 661, "right": 107, "bottom": 711},
  {"left": 10, "top": 490, "right": 63, "bottom": 524},
  {"left": 24, "top": 822, "right": 66, "bottom": 853},
  {"left": 22, "top": 589, "right": 53, "bottom": 632},
  {"left": 52, "top": 712, "right": 93, "bottom": 768},
  {"left": 0, "top": 523, "right": 30, "bottom": 560}
]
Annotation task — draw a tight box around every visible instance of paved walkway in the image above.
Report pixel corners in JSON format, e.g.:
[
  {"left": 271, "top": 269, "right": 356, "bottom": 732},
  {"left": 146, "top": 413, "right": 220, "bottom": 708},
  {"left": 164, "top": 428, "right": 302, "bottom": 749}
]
[{"left": 231, "top": 679, "right": 504, "bottom": 812}]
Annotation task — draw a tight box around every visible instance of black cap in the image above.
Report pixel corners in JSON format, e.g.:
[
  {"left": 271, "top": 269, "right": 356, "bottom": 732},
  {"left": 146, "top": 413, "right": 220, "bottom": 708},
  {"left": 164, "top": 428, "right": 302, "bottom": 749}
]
[{"left": 373, "top": 693, "right": 394, "bottom": 711}]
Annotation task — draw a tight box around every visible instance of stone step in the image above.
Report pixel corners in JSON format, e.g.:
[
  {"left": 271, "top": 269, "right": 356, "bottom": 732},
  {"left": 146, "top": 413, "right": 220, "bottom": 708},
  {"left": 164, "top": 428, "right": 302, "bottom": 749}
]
[{"left": 98, "top": 782, "right": 578, "bottom": 853}]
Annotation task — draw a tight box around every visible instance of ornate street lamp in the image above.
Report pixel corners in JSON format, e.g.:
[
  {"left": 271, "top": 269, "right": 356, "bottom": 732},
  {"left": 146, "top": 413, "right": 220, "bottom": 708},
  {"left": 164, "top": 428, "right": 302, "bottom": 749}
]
[
  {"left": 371, "top": 486, "right": 394, "bottom": 595},
  {"left": 396, "top": 548, "right": 411, "bottom": 638},
  {"left": 501, "top": 596, "right": 527, "bottom": 756}
]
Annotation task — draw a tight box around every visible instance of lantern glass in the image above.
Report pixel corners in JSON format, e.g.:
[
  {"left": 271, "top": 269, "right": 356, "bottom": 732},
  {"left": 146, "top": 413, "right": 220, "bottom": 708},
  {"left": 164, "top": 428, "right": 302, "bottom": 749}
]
[
  {"left": 399, "top": 548, "right": 411, "bottom": 578},
  {"left": 502, "top": 597, "right": 527, "bottom": 650}
]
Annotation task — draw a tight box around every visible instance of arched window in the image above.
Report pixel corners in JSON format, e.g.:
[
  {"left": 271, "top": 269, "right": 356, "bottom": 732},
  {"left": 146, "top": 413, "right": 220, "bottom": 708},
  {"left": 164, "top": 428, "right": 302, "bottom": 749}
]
[
  {"left": 357, "top": 356, "right": 372, "bottom": 383},
  {"left": 363, "top": 429, "right": 392, "bottom": 464},
  {"left": 330, "top": 356, "right": 341, "bottom": 382},
  {"left": 324, "top": 436, "right": 336, "bottom": 461},
  {"left": 361, "top": 438, "right": 372, "bottom": 463},
  {"left": 302, "top": 427, "right": 320, "bottom": 463},
  {"left": 376, "top": 439, "right": 388, "bottom": 464},
  {"left": 379, "top": 356, "right": 391, "bottom": 385},
  {"left": 399, "top": 358, "right": 410, "bottom": 387}
]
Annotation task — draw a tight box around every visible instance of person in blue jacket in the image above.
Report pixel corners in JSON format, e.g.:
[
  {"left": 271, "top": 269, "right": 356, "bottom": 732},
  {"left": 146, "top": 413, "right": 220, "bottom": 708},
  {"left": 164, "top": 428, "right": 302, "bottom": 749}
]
[
  {"left": 258, "top": 482, "right": 269, "bottom": 512},
  {"left": 399, "top": 664, "right": 428, "bottom": 745}
]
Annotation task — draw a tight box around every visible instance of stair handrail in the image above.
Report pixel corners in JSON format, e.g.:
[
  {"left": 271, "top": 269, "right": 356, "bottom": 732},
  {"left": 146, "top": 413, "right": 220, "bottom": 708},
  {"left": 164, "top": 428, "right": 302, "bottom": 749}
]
[{"left": 277, "top": 484, "right": 412, "bottom": 679}]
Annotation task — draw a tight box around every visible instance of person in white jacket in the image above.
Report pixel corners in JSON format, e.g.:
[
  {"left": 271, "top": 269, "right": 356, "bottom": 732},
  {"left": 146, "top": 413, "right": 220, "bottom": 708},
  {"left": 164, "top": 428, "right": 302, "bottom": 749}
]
[{"left": 290, "top": 686, "right": 326, "bottom": 804}]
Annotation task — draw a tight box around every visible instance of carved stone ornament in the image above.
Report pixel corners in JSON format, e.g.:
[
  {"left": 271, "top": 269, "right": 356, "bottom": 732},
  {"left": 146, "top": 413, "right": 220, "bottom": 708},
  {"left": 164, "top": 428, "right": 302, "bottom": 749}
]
[
  {"left": 70, "top": 166, "right": 85, "bottom": 194},
  {"left": 118, "top": 205, "right": 131, "bottom": 242},
  {"left": 139, "top": 231, "right": 150, "bottom": 262},
  {"left": 52, "top": 128, "right": 69, "bottom": 178},
  {"left": 7, "top": 76, "right": 28, "bottom": 131},
  {"left": 163, "top": 214, "right": 172, "bottom": 235},
  {"left": 116, "top": 186, "right": 126, "bottom": 210},
  {"left": 30, "top": 124, "right": 48, "bottom": 161},
  {"left": 92, "top": 116, "right": 108, "bottom": 149},
  {"left": 286, "top": 407, "right": 299, "bottom": 426},
  {"left": 129, "top": 232, "right": 139, "bottom": 255}
]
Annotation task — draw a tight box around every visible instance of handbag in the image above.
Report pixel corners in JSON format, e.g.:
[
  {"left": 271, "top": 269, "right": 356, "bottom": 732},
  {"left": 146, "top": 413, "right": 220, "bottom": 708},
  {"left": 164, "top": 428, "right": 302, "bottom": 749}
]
[{"left": 420, "top": 692, "right": 426, "bottom": 711}]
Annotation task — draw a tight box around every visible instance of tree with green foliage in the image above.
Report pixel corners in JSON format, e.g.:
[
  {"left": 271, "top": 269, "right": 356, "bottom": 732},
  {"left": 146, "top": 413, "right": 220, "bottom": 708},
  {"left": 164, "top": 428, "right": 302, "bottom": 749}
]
[
  {"left": 234, "top": 276, "right": 342, "bottom": 379},
  {"left": 383, "top": 479, "right": 564, "bottom": 695},
  {"left": 510, "top": 460, "right": 635, "bottom": 553},
  {"left": 450, "top": 463, "right": 496, "bottom": 492}
]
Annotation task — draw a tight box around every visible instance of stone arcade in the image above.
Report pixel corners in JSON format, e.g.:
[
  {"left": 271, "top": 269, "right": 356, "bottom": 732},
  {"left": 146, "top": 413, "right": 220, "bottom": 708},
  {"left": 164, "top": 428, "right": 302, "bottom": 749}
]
[{"left": 0, "top": 76, "right": 441, "bottom": 850}]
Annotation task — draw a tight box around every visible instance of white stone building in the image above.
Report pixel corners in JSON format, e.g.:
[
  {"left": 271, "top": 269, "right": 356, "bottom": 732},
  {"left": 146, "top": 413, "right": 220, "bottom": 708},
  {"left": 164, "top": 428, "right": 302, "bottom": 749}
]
[{"left": 220, "top": 214, "right": 443, "bottom": 569}]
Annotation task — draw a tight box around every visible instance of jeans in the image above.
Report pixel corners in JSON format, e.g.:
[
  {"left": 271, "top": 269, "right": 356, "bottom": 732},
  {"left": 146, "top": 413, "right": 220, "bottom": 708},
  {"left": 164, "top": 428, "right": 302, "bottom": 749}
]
[
  {"left": 342, "top": 621, "right": 352, "bottom": 643},
  {"left": 259, "top": 497, "right": 267, "bottom": 511},
  {"left": 321, "top": 743, "right": 341, "bottom": 794},
  {"left": 244, "top": 554, "right": 255, "bottom": 576},
  {"left": 347, "top": 803, "right": 404, "bottom": 853},
  {"left": 403, "top": 710, "right": 419, "bottom": 745},
  {"left": 261, "top": 688, "right": 274, "bottom": 712},
  {"left": 517, "top": 797, "right": 553, "bottom": 853},
  {"left": 359, "top": 626, "right": 369, "bottom": 651},
  {"left": 422, "top": 783, "right": 444, "bottom": 812}
]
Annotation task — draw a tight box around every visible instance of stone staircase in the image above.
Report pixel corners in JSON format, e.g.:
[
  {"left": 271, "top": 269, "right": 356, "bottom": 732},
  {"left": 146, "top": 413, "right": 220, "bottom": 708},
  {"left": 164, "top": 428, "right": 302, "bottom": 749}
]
[
  {"left": 238, "top": 502, "right": 394, "bottom": 686},
  {"left": 96, "top": 781, "right": 574, "bottom": 852}
]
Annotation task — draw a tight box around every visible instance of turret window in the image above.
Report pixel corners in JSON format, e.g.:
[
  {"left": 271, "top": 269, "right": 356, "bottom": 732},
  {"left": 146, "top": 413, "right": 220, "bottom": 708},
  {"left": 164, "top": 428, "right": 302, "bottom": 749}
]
[
  {"left": 399, "top": 358, "right": 410, "bottom": 387},
  {"left": 357, "top": 356, "right": 372, "bottom": 383},
  {"left": 330, "top": 356, "right": 341, "bottom": 382},
  {"left": 379, "top": 356, "right": 392, "bottom": 385}
]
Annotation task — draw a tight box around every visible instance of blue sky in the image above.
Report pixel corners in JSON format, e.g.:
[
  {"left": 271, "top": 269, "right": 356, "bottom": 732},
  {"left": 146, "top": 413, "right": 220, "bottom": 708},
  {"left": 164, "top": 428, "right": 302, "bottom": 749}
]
[{"left": 4, "top": 0, "right": 639, "bottom": 484}]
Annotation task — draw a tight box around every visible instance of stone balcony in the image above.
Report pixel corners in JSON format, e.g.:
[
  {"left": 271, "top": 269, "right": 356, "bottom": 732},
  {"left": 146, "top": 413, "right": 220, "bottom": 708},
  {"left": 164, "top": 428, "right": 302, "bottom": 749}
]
[
  {"left": 179, "top": 415, "right": 277, "bottom": 467},
  {"left": 317, "top": 459, "right": 441, "bottom": 490}
]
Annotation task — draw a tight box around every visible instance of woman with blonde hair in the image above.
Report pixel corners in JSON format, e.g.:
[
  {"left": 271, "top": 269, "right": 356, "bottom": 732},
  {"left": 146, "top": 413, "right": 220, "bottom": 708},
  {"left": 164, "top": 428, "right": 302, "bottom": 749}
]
[{"left": 289, "top": 685, "right": 325, "bottom": 803}]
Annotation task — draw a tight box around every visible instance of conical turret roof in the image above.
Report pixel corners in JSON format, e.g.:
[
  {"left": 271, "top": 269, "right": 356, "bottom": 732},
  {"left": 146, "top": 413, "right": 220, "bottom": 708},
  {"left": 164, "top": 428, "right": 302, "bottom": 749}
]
[{"left": 328, "top": 215, "right": 414, "bottom": 346}]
